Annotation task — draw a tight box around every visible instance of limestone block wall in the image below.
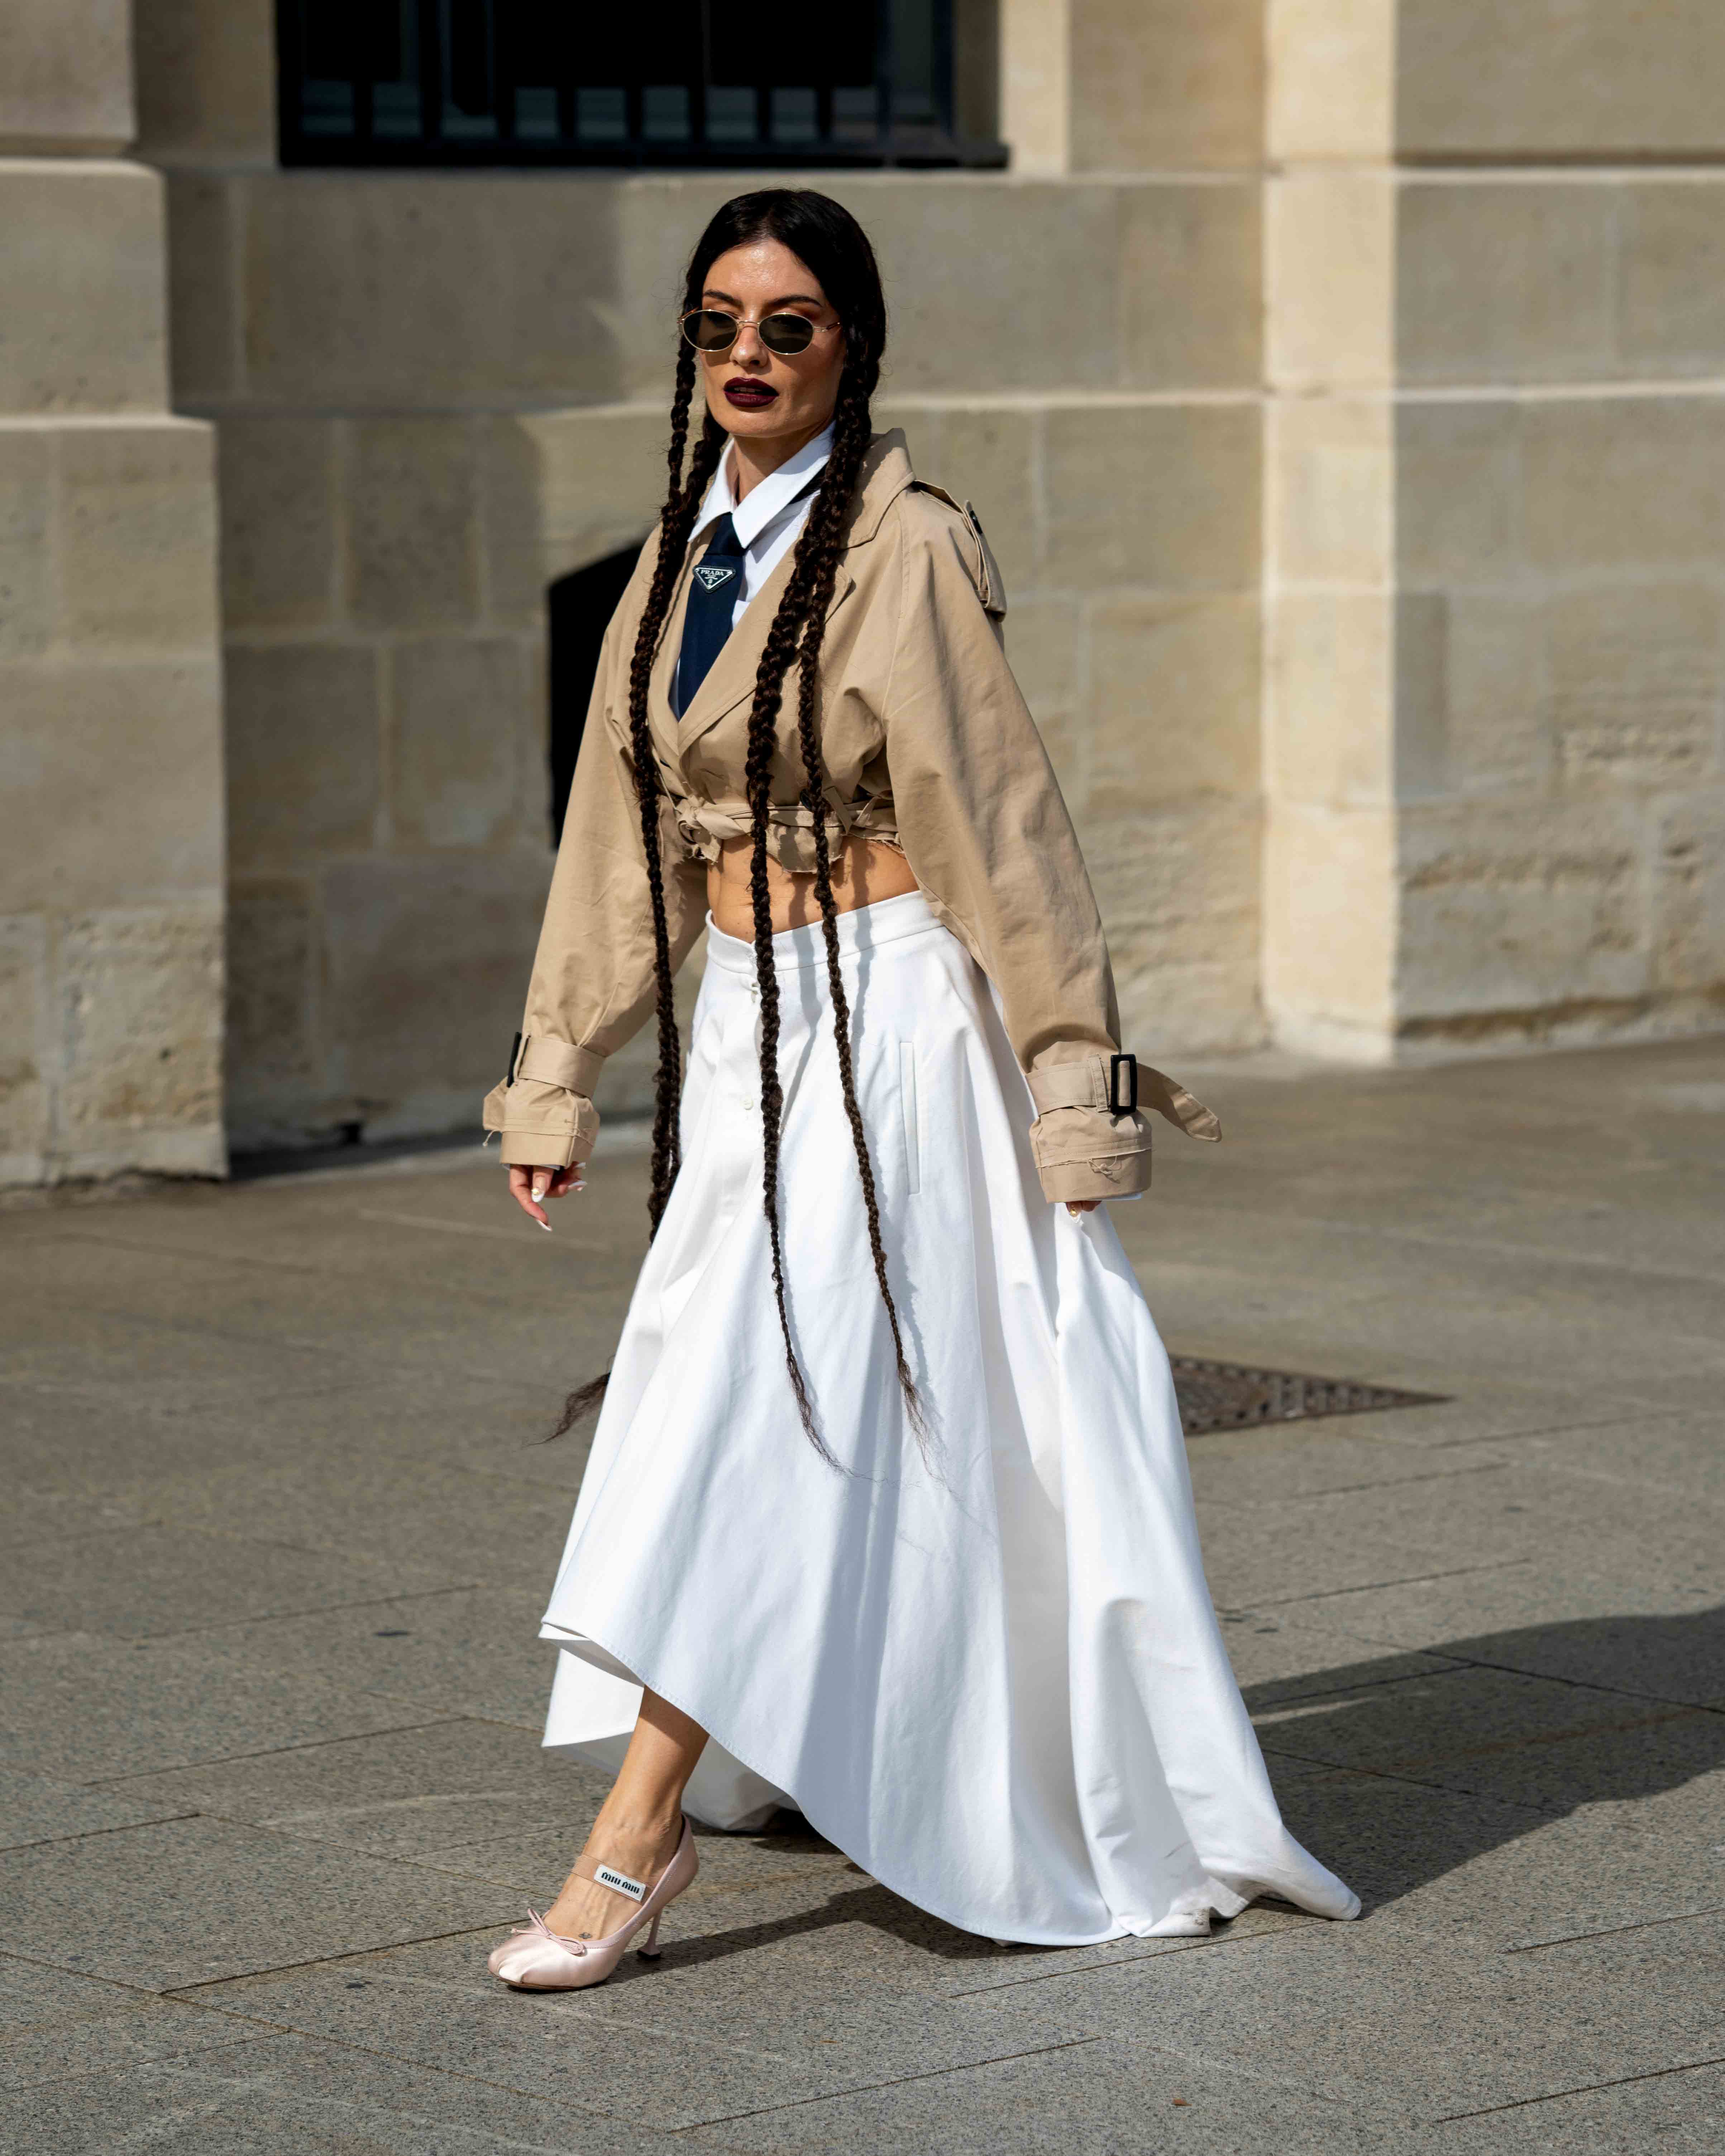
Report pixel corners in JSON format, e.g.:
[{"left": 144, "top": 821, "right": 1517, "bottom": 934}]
[
  {"left": 1265, "top": 0, "right": 1725, "bottom": 1060},
  {"left": 140, "top": 0, "right": 1270, "bottom": 1148},
  {"left": 1, "top": 6, "right": 225, "bottom": 1185}
]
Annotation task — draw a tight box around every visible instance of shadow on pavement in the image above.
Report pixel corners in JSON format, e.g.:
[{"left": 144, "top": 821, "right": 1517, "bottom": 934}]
[{"left": 1248, "top": 1605, "right": 1725, "bottom": 1916}]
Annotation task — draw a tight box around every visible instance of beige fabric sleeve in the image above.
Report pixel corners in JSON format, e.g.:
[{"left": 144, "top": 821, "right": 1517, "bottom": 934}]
[
  {"left": 882, "top": 500, "right": 1216, "bottom": 1204},
  {"left": 481, "top": 596, "right": 708, "bottom": 1169}
]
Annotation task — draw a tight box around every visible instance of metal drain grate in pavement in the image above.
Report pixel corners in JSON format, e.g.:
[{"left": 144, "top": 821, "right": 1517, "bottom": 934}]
[{"left": 1172, "top": 1357, "right": 1447, "bottom": 1435}]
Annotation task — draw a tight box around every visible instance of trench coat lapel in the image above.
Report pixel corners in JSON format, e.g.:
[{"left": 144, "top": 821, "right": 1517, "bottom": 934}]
[
  {"left": 647, "top": 428, "right": 914, "bottom": 762},
  {"left": 654, "top": 540, "right": 856, "bottom": 760}
]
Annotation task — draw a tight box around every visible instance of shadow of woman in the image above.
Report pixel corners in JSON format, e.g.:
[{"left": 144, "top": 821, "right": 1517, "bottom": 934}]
[{"left": 1242, "top": 1602, "right": 1725, "bottom": 1916}]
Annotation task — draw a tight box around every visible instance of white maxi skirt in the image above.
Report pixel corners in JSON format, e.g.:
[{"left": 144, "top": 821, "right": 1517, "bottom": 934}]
[{"left": 539, "top": 889, "right": 1359, "bottom": 1945}]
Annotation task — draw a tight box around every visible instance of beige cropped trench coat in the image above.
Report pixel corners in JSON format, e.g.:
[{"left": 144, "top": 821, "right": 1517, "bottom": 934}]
[{"left": 483, "top": 429, "right": 1218, "bottom": 1203}]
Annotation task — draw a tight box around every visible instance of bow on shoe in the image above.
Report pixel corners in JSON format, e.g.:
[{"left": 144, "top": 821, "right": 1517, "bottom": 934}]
[{"left": 524, "top": 1906, "right": 589, "bottom": 1955}]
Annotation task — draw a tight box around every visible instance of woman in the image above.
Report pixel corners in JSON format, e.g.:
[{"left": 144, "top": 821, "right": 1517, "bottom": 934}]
[{"left": 484, "top": 190, "right": 1358, "bottom": 1988}]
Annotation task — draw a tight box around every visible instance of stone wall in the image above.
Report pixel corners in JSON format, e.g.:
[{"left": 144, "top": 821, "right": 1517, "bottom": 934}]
[{"left": 1, "top": 3, "right": 225, "bottom": 1185}]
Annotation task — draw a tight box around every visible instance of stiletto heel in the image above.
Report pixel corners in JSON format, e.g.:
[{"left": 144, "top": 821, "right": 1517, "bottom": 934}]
[{"left": 487, "top": 1818, "right": 697, "bottom": 1992}]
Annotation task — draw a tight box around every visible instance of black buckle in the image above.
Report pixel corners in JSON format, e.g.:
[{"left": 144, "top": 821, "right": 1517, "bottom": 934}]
[
  {"left": 1109, "top": 1051, "right": 1138, "bottom": 1115},
  {"left": 505, "top": 1031, "right": 522, "bottom": 1087}
]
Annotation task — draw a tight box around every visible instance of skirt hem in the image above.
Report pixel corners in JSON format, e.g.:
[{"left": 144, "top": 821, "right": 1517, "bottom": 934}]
[{"left": 538, "top": 1619, "right": 1328, "bottom": 1949}]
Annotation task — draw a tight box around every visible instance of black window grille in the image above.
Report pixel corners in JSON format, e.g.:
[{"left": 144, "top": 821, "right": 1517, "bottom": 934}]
[{"left": 277, "top": 3, "right": 1004, "bottom": 169}]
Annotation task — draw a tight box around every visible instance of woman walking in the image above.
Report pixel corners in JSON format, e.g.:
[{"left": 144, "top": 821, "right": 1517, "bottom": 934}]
[{"left": 483, "top": 189, "right": 1357, "bottom": 1986}]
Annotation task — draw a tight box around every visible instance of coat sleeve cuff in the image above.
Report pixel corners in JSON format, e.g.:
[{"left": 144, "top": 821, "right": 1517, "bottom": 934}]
[
  {"left": 482, "top": 1076, "right": 600, "bottom": 1170},
  {"left": 1029, "top": 1106, "right": 1153, "bottom": 1203},
  {"left": 1026, "top": 1052, "right": 1220, "bottom": 1140}
]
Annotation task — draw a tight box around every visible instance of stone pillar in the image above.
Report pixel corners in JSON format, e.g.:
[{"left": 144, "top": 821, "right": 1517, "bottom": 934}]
[
  {"left": 1264, "top": 0, "right": 1725, "bottom": 1060},
  {"left": 1261, "top": 0, "right": 1399, "bottom": 1059},
  {"left": 990, "top": 0, "right": 1269, "bottom": 1056},
  {"left": 1, "top": 1, "right": 227, "bottom": 1183}
]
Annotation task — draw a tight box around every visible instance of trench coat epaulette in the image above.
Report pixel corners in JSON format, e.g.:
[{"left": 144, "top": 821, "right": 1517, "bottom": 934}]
[{"left": 904, "top": 481, "right": 1008, "bottom": 621}]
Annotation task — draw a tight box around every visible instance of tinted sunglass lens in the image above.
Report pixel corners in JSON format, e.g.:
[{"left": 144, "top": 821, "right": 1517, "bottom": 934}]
[
  {"left": 684, "top": 311, "right": 738, "bottom": 351},
  {"left": 759, "top": 314, "right": 817, "bottom": 355}
]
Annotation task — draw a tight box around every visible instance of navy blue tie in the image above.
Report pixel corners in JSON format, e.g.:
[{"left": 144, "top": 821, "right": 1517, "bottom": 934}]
[{"left": 673, "top": 514, "right": 746, "bottom": 718}]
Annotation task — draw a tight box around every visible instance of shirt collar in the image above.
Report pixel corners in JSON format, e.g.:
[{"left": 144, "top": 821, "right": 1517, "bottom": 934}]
[{"left": 694, "top": 422, "right": 835, "bottom": 551}]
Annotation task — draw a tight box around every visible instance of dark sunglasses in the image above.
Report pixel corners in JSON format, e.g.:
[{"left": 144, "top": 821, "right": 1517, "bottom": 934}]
[{"left": 679, "top": 307, "right": 832, "bottom": 358}]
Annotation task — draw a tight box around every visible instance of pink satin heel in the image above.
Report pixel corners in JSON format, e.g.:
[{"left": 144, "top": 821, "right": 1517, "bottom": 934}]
[{"left": 487, "top": 1818, "right": 697, "bottom": 1991}]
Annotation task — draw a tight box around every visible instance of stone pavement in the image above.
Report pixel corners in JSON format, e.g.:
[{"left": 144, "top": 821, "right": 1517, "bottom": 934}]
[{"left": 3, "top": 1034, "right": 1724, "bottom": 2153}]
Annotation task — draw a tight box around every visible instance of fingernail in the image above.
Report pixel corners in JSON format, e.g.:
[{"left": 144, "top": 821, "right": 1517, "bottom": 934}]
[{"left": 539, "top": 1219, "right": 553, "bottom": 1233}]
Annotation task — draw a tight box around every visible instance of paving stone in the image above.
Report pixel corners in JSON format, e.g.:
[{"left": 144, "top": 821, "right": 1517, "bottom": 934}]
[
  {"left": 1186, "top": 1425, "right": 1518, "bottom": 1507},
  {"left": 1223, "top": 1613, "right": 1467, "bottom": 1706},
  {"left": 674, "top": 2029, "right": 1396, "bottom": 2154},
  {"left": 0, "top": 1814, "right": 516, "bottom": 1990},
  {"left": 0, "top": 1977, "right": 262, "bottom": 2094},
  {"left": 195, "top": 1926, "right": 1139, "bottom": 2131},
  {"left": 118, "top": 1455, "right": 575, "bottom": 1590},
  {"left": 1513, "top": 1409, "right": 1725, "bottom": 1508},
  {"left": 0, "top": 1629, "right": 448, "bottom": 1780},
  {"left": 0, "top": 1956, "right": 158, "bottom": 2035},
  {"left": 1255, "top": 1757, "right": 1725, "bottom": 1948},
  {"left": 181, "top": 1585, "right": 563, "bottom": 1728},
  {"left": 1251, "top": 1662, "right": 1725, "bottom": 1836},
  {"left": 1229, "top": 1565, "right": 1725, "bottom": 1675},
  {"left": 106, "top": 1719, "right": 591, "bottom": 1860},
  {"left": 1397, "top": 1596, "right": 1725, "bottom": 1712},
  {"left": 0, "top": 1766, "right": 193, "bottom": 1851},
  {"left": 0, "top": 2031, "right": 671, "bottom": 2154},
  {"left": 0, "top": 1524, "right": 453, "bottom": 1641},
  {"left": 0, "top": 1381, "right": 362, "bottom": 1504},
  {"left": 1013, "top": 1910, "right": 1725, "bottom": 2120},
  {"left": 1437, "top": 2056, "right": 1725, "bottom": 2152},
  {"left": 0, "top": 1294, "right": 357, "bottom": 1417}
]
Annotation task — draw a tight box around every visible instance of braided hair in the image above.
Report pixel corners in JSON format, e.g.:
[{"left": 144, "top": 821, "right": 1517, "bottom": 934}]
[{"left": 556, "top": 191, "right": 921, "bottom": 1461}]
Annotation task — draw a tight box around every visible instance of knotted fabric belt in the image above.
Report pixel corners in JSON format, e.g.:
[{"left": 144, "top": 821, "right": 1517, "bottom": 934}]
[{"left": 1026, "top": 1054, "right": 1222, "bottom": 1141}]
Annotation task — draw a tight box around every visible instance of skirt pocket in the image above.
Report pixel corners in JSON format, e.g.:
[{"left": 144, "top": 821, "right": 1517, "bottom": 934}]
[{"left": 898, "top": 1040, "right": 922, "bottom": 1196}]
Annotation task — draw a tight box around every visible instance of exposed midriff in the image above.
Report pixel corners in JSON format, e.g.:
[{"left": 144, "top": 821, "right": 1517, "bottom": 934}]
[{"left": 707, "top": 834, "right": 921, "bottom": 939}]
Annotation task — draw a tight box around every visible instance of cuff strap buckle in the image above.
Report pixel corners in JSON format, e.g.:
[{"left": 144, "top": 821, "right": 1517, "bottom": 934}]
[{"left": 1109, "top": 1051, "right": 1138, "bottom": 1115}]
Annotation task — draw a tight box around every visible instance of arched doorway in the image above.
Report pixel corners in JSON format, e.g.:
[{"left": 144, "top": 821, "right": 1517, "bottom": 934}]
[{"left": 546, "top": 542, "right": 644, "bottom": 844}]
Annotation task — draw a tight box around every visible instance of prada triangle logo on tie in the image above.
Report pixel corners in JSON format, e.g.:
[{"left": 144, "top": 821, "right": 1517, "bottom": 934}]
[{"left": 693, "top": 563, "right": 737, "bottom": 591}]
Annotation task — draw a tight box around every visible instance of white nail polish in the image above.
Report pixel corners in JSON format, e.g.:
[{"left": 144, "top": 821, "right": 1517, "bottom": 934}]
[{"left": 539, "top": 1219, "right": 553, "bottom": 1232}]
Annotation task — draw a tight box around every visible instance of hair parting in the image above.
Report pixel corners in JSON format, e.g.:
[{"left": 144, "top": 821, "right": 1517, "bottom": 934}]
[{"left": 552, "top": 188, "right": 920, "bottom": 1461}]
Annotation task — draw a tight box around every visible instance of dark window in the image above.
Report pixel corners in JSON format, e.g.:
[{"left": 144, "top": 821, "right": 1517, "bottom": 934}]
[
  {"left": 547, "top": 545, "right": 644, "bottom": 847},
  {"left": 277, "top": 2, "right": 1004, "bottom": 168}
]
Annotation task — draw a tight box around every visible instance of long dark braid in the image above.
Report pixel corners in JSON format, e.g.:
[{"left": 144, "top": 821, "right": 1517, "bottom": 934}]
[
  {"left": 788, "top": 385, "right": 925, "bottom": 1443},
  {"left": 739, "top": 367, "right": 923, "bottom": 1456},
  {"left": 554, "top": 189, "right": 919, "bottom": 1460},
  {"left": 548, "top": 347, "right": 723, "bottom": 1439},
  {"left": 624, "top": 340, "right": 726, "bottom": 1234}
]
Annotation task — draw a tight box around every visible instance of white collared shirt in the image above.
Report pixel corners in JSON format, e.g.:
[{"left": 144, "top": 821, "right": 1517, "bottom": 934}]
[{"left": 690, "top": 422, "right": 835, "bottom": 630}]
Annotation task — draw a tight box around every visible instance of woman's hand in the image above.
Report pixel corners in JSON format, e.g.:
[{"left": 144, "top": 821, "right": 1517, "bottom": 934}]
[
  {"left": 1065, "top": 1199, "right": 1098, "bottom": 1216},
  {"left": 509, "top": 1163, "right": 585, "bottom": 1231}
]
